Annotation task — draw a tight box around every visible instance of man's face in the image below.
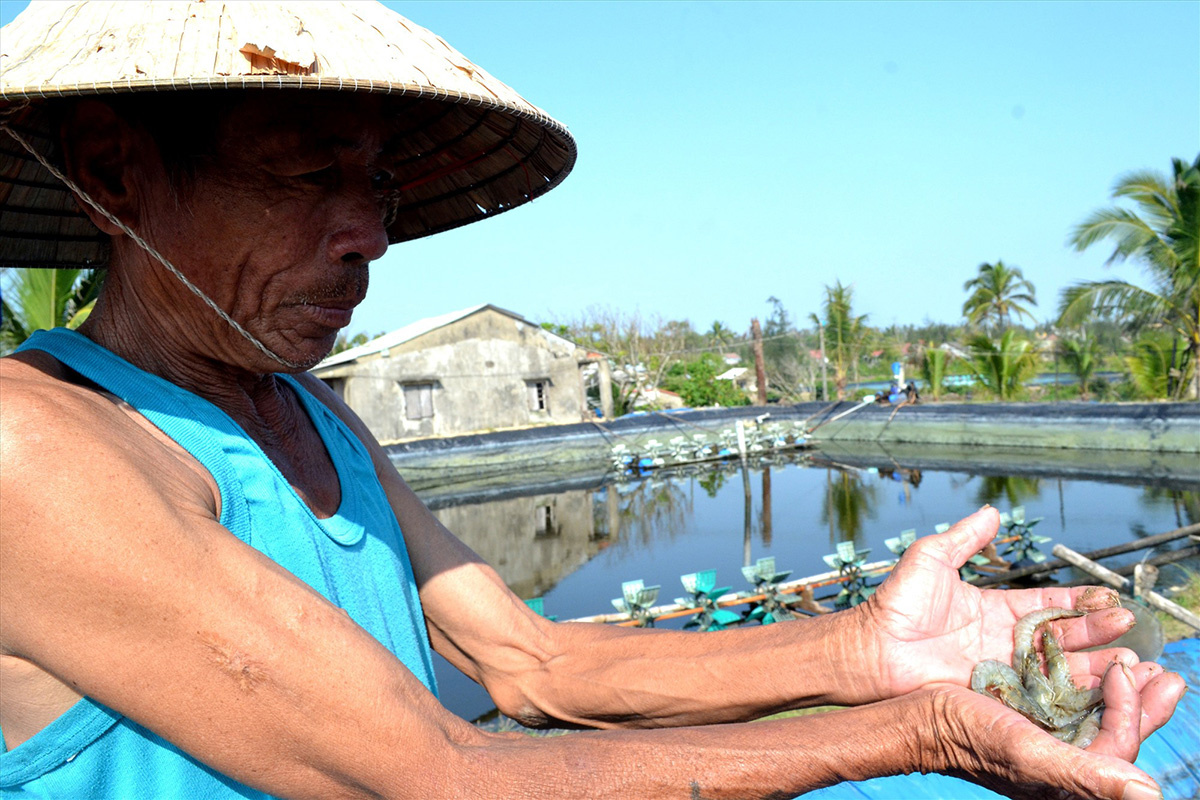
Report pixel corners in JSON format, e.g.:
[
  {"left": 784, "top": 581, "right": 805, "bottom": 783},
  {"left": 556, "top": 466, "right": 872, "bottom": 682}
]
[{"left": 123, "top": 93, "right": 400, "bottom": 370}]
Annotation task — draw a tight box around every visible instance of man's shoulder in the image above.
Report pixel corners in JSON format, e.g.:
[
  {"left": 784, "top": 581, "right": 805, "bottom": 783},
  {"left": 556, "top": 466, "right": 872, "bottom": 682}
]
[
  {"left": 0, "top": 350, "right": 113, "bottom": 435},
  {"left": 0, "top": 351, "right": 218, "bottom": 510}
]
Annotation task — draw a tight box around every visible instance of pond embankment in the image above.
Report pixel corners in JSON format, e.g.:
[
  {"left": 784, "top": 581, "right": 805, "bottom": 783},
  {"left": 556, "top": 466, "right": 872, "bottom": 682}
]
[{"left": 385, "top": 401, "right": 1200, "bottom": 492}]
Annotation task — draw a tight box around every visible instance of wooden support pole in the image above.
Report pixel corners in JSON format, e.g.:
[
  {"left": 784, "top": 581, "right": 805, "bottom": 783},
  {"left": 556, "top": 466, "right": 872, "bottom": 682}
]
[
  {"left": 597, "top": 358, "right": 614, "bottom": 421},
  {"left": 975, "top": 522, "right": 1200, "bottom": 587},
  {"left": 1052, "top": 544, "right": 1200, "bottom": 632},
  {"left": 751, "top": 317, "right": 767, "bottom": 406}
]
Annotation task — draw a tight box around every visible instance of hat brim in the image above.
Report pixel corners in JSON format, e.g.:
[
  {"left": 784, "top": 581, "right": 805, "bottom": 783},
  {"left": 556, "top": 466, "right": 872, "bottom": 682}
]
[{"left": 0, "top": 1, "right": 577, "bottom": 268}]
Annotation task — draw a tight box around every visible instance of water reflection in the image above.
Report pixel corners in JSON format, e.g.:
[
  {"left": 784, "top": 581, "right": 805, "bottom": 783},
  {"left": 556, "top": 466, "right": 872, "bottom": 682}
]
[
  {"left": 1140, "top": 487, "right": 1200, "bottom": 530},
  {"left": 973, "top": 474, "right": 1043, "bottom": 508},
  {"left": 593, "top": 475, "right": 692, "bottom": 553},
  {"left": 820, "top": 469, "right": 878, "bottom": 545},
  {"left": 432, "top": 489, "right": 603, "bottom": 599}
]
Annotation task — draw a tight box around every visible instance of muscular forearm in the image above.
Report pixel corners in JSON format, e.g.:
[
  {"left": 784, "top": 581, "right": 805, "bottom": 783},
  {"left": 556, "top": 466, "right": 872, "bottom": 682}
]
[
  {"left": 502, "top": 612, "right": 883, "bottom": 730},
  {"left": 452, "top": 697, "right": 924, "bottom": 800}
]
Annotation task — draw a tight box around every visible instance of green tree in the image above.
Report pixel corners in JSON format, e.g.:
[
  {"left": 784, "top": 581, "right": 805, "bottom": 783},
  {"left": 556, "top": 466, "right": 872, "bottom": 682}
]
[
  {"left": 1058, "top": 334, "right": 1100, "bottom": 401},
  {"left": 556, "top": 307, "right": 695, "bottom": 415},
  {"left": 962, "top": 260, "right": 1038, "bottom": 334},
  {"left": 967, "top": 329, "right": 1040, "bottom": 401},
  {"left": 919, "top": 346, "right": 950, "bottom": 401},
  {"left": 705, "top": 320, "right": 737, "bottom": 351},
  {"left": 760, "top": 297, "right": 807, "bottom": 403},
  {"left": 662, "top": 352, "right": 750, "bottom": 408},
  {"left": 1123, "top": 331, "right": 1193, "bottom": 400},
  {"left": 330, "top": 330, "right": 386, "bottom": 355},
  {"left": 539, "top": 321, "right": 572, "bottom": 338},
  {"left": 811, "top": 281, "right": 868, "bottom": 400},
  {"left": 0, "top": 268, "right": 102, "bottom": 354},
  {"left": 1060, "top": 154, "right": 1200, "bottom": 400}
]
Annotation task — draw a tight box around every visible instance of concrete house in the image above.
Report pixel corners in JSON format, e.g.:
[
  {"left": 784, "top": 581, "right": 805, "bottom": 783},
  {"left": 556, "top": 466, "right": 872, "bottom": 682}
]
[{"left": 311, "top": 304, "right": 590, "bottom": 443}]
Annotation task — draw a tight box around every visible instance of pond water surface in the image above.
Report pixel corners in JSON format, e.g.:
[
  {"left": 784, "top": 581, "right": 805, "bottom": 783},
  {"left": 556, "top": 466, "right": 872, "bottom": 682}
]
[{"left": 412, "top": 445, "right": 1199, "bottom": 722}]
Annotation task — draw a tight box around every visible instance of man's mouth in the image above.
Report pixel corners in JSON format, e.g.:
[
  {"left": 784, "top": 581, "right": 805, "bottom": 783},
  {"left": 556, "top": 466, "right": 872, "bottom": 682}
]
[{"left": 299, "top": 302, "right": 357, "bottom": 329}]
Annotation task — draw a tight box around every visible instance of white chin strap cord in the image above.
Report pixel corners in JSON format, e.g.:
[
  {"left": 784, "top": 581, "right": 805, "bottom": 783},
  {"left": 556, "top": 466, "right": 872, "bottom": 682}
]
[{"left": 1, "top": 120, "right": 306, "bottom": 371}]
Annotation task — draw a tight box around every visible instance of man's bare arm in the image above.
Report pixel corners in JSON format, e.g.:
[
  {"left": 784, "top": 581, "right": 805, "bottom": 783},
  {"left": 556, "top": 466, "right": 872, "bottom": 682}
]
[
  {"left": 0, "top": 361, "right": 964, "bottom": 799},
  {"left": 304, "top": 375, "right": 1183, "bottom": 735},
  {"left": 0, "top": 363, "right": 1174, "bottom": 800}
]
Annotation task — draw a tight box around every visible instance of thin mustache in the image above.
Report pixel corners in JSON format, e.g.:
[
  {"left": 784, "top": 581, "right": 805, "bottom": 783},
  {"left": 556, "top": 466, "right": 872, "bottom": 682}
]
[{"left": 291, "top": 269, "right": 369, "bottom": 306}]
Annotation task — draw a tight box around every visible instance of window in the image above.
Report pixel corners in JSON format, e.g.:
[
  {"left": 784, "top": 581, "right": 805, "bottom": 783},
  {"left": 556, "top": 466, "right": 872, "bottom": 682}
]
[
  {"left": 533, "top": 503, "right": 558, "bottom": 538},
  {"left": 403, "top": 382, "right": 433, "bottom": 420},
  {"left": 320, "top": 377, "right": 345, "bottom": 400},
  {"left": 527, "top": 379, "right": 549, "bottom": 412}
]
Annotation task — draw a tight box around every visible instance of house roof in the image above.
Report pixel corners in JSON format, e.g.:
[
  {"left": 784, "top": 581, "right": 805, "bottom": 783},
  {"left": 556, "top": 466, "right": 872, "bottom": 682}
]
[{"left": 314, "top": 303, "right": 575, "bottom": 369}]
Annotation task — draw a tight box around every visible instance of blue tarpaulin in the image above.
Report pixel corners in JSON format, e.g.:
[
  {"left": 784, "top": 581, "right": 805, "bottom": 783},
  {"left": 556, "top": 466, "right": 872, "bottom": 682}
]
[{"left": 805, "top": 638, "right": 1200, "bottom": 799}]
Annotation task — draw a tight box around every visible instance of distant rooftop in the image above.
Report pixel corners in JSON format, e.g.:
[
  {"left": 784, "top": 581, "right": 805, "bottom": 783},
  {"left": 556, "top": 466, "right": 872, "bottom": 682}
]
[{"left": 315, "top": 303, "right": 576, "bottom": 369}]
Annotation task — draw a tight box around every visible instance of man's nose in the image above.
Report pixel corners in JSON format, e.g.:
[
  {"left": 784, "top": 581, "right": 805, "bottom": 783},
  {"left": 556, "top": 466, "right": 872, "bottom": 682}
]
[{"left": 327, "top": 180, "right": 390, "bottom": 265}]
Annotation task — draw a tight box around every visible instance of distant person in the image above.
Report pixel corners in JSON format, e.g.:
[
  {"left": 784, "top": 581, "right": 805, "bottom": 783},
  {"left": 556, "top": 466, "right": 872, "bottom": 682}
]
[{"left": 0, "top": 2, "right": 1183, "bottom": 798}]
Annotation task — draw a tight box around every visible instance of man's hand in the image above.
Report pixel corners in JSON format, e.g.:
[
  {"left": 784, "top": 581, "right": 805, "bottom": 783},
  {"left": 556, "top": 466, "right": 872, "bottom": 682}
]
[
  {"left": 863, "top": 507, "right": 1132, "bottom": 694},
  {"left": 915, "top": 658, "right": 1175, "bottom": 800}
]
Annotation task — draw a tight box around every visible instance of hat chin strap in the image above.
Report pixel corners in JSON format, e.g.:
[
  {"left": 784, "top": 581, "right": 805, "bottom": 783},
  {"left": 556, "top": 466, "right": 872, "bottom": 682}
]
[{"left": 1, "top": 122, "right": 308, "bottom": 371}]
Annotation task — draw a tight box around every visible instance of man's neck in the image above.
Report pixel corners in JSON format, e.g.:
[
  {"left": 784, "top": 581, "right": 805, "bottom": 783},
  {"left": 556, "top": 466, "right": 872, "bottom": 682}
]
[{"left": 77, "top": 283, "right": 299, "bottom": 442}]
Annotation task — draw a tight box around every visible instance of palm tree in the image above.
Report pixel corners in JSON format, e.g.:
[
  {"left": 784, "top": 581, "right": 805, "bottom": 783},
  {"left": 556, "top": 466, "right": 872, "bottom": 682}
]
[
  {"left": 919, "top": 346, "right": 949, "bottom": 401},
  {"left": 962, "top": 260, "right": 1038, "bottom": 334},
  {"left": 1059, "top": 154, "right": 1200, "bottom": 400},
  {"left": 1123, "top": 331, "right": 1192, "bottom": 400},
  {"left": 0, "top": 268, "right": 102, "bottom": 354},
  {"left": 1058, "top": 334, "right": 1100, "bottom": 400},
  {"left": 705, "top": 320, "right": 736, "bottom": 352},
  {"left": 811, "top": 281, "right": 868, "bottom": 400},
  {"left": 967, "top": 329, "right": 1040, "bottom": 401}
]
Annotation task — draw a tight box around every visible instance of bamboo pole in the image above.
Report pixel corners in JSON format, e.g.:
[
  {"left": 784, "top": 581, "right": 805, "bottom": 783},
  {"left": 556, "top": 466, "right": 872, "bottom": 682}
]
[
  {"left": 975, "top": 522, "right": 1200, "bottom": 587},
  {"left": 1051, "top": 544, "right": 1200, "bottom": 632}
]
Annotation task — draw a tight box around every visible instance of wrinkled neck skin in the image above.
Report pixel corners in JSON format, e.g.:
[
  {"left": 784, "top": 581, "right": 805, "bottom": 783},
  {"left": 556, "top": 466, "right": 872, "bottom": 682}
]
[{"left": 78, "top": 253, "right": 305, "bottom": 445}]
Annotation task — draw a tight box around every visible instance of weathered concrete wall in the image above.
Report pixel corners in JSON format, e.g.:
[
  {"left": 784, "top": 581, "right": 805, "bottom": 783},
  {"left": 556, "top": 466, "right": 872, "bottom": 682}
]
[
  {"left": 386, "top": 402, "right": 1200, "bottom": 488},
  {"left": 336, "top": 308, "right": 584, "bottom": 442},
  {"left": 801, "top": 402, "right": 1199, "bottom": 453}
]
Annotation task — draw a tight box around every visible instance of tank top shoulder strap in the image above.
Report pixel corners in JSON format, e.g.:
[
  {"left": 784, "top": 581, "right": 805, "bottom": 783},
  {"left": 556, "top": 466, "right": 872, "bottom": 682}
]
[{"left": 15, "top": 328, "right": 251, "bottom": 539}]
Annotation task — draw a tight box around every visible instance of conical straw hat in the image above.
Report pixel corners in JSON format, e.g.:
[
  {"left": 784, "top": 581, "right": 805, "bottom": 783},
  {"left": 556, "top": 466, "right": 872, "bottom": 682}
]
[{"left": 0, "top": 0, "right": 577, "bottom": 269}]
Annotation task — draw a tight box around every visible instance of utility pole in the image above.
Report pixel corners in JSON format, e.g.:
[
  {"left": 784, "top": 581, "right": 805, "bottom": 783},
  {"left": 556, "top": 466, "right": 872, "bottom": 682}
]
[
  {"left": 751, "top": 317, "right": 767, "bottom": 405},
  {"left": 818, "top": 321, "right": 829, "bottom": 402}
]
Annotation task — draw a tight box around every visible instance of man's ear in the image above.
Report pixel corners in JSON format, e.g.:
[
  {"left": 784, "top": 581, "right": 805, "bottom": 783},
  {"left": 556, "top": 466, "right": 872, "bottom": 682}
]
[{"left": 59, "top": 99, "right": 148, "bottom": 236}]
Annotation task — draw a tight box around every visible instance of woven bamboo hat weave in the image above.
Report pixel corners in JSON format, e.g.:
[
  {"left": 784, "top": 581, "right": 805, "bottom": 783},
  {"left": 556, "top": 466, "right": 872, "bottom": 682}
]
[{"left": 0, "top": 0, "right": 577, "bottom": 269}]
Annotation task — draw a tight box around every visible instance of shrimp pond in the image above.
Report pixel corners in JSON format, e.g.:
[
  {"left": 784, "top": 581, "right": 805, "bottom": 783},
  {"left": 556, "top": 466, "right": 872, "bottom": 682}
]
[{"left": 409, "top": 441, "right": 1200, "bottom": 722}]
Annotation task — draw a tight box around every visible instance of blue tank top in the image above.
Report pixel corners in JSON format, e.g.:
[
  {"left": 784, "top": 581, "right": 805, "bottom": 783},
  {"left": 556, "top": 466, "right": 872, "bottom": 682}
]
[{"left": 2, "top": 328, "right": 439, "bottom": 798}]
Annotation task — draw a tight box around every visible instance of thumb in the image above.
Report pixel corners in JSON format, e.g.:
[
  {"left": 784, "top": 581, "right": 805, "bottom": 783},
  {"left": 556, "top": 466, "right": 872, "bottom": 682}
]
[{"left": 912, "top": 506, "right": 1000, "bottom": 570}]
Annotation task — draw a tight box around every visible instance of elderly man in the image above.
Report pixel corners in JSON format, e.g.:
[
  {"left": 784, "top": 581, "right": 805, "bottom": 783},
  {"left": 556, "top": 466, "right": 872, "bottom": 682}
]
[{"left": 0, "top": 3, "right": 1183, "bottom": 799}]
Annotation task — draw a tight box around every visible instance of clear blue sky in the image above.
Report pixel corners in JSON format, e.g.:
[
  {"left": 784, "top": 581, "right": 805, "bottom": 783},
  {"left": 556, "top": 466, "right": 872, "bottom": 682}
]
[{"left": 3, "top": 1, "right": 1197, "bottom": 339}]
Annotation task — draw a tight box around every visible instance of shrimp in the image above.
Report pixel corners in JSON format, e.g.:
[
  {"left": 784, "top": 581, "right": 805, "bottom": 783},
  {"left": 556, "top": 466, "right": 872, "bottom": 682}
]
[{"left": 969, "top": 592, "right": 1120, "bottom": 747}]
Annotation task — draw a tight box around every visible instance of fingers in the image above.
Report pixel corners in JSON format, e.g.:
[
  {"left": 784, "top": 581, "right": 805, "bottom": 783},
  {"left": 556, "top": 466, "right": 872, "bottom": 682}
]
[
  {"left": 943, "top": 686, "right": 1161, "bottom": 800},
  {"left": 1051, "top": 607, "right": 1136, "bottom": 651},
  {"left": 1063, "top": 647, "right": 1139, "bottom": 688},
  {"left": 911, "top": 505, "right": 1000, "bottom": 569},
  {"left": 1136, "top": 668, "right": 1187, "bottom": 740},
  {"left": 1089, "top": 663, "right": 1143, "bottom": 761}
]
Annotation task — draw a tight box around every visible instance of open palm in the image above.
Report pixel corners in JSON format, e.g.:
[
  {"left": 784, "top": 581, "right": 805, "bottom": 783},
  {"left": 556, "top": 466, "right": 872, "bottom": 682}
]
[{"left": 860, "top": 506, "right": 1135, "bottom": 699}]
